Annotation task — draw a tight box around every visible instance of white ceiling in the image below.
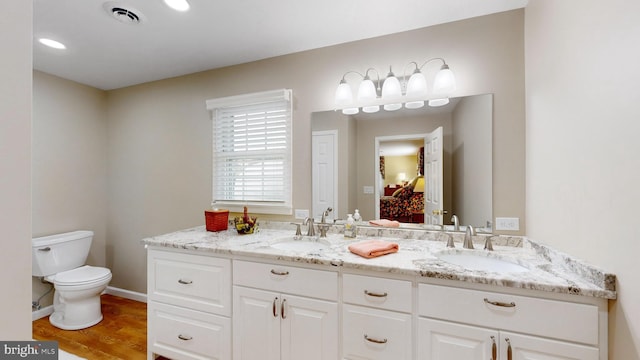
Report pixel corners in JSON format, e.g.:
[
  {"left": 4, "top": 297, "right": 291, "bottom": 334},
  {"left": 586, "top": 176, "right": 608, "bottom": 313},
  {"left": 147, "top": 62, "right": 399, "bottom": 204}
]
[{"left": 33, "top": 0, "right": 527, "bottom": 90}]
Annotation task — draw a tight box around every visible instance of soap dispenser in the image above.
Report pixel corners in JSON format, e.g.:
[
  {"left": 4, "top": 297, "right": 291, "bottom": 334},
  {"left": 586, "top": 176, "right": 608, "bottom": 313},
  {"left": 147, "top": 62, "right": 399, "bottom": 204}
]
[
  {"left": 353, "top": 209, "right": 362, "bottom": 223},
  {"left": 344, "top": 214, "right": 357, "bottom": 238}
]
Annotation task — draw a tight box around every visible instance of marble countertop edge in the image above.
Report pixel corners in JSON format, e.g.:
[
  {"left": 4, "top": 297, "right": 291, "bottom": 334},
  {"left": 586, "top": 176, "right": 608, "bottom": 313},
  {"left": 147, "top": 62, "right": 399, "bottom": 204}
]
[{"left": 141, "top": 223, "right": 617, "bottom": 300}]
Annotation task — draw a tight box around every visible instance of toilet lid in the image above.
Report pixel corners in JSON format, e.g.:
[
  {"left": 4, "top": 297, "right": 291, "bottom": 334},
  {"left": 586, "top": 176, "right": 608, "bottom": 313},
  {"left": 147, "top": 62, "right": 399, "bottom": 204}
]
[{"left": 53, "top": 265, "right": 111, "bottom": 285}]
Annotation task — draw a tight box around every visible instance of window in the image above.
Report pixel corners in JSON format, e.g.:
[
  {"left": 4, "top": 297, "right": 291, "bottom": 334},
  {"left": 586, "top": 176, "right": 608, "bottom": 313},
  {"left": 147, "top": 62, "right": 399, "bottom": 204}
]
[{"left": 206, "top": 89, "right": 292, "bottom": 215}]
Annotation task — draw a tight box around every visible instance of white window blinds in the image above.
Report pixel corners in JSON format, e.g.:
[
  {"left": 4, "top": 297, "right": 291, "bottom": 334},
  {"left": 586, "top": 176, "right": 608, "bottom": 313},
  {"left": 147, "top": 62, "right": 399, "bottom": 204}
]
[{"left": 206, "top": 89, "right": 293, "bottom": 214}]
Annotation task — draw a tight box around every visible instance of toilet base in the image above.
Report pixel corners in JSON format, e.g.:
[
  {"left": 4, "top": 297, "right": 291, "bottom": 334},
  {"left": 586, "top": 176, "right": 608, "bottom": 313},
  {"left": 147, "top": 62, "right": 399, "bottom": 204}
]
[{"left": 49, "top": 311, "right": 103, "bottom": 330}]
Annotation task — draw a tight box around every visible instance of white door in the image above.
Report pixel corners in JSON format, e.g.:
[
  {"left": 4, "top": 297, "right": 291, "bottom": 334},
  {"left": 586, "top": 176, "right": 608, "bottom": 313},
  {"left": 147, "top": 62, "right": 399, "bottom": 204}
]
[
  {"left": 233, "top": 286, "right": 281, "bottom": 360},
  {"left": 418, "top": 318, "right": 498, "bottom": 360},
  {"left": 312, "top": 131, "right": 337, "bottom": 220},
  {"left": 424, "top": 126, "right": 444, "bottom": 225},
  {"left": 281, "top": 294, "right": 338, "bottom": 360},
  {"left": 500, "top": 332, "right": 599, "bottom": 360}
]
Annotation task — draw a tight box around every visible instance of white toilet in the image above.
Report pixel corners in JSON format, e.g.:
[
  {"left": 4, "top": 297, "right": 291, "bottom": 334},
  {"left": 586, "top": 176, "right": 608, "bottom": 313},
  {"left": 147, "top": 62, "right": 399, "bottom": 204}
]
[{"left": 32, "top": 230, "right": 112, "bottom": 330}]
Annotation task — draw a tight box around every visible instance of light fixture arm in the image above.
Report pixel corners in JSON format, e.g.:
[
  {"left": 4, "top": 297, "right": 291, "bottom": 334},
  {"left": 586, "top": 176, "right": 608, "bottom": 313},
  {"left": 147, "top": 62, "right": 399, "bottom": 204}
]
[{"left": 402, "top": 58, "right": 448, "bottom": 84}]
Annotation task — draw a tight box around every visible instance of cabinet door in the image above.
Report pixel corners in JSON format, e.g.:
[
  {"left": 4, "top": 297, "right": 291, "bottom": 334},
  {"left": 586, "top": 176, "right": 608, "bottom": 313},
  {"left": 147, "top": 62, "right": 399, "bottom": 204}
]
[
  {"left": 233, "top": 286, "right": 281, "bottom": 360},
  {"left": 500, "top": 332, "right": 599, "bottom": 360},
  {"left": 280, "top": 294, "right": 338, "bottom": 360},
  {"left": 418, "top": 318, "right": 498, "bottom": 360}
]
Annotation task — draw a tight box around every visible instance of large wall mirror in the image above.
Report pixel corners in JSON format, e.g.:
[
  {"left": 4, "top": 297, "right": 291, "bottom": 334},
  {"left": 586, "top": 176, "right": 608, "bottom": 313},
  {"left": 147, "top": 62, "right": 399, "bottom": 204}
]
[{"left": 311, "top": 93, "right": 493, "bottom": 232}]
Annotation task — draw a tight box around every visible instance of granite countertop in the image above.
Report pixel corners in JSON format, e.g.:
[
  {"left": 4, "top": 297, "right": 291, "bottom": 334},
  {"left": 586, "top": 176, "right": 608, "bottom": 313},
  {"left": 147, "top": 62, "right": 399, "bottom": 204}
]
[{"left": 142, "top": 221, "right": 616, "bottom": 300}]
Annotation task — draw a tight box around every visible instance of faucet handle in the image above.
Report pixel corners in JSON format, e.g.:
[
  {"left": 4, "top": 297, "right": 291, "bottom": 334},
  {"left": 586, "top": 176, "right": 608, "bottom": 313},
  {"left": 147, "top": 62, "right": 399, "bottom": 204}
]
[
  {"left": 484, "top": 236, "right": 494, "bottom": 251},
  {"left": 445, "top": 234, "right": 455, "bottom": 248},
  {"left": 290, "top": 222, "right": 302, "bottom": 237}
]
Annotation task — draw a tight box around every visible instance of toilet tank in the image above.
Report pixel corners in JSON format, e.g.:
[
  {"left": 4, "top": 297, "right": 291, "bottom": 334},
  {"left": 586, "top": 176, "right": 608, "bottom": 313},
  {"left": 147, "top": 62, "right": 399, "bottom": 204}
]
[{"left": 32, "top": 230, "right": 94, "bottom": 277}]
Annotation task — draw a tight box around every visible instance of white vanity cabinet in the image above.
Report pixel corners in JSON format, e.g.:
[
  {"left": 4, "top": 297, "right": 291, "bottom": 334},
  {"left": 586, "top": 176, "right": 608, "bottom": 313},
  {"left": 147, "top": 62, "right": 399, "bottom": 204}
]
[
  {"left": 342, "top": 273, "right": 413, "bottom": 360},
  {"left": 232, "top": 260, "right": 339, "bottom": 360},
  {"left": 417, "top": 283, "right": 603, "bottom": 360},
  {"left": 147, "top": 248, "right": 232, "bottom": 360}
]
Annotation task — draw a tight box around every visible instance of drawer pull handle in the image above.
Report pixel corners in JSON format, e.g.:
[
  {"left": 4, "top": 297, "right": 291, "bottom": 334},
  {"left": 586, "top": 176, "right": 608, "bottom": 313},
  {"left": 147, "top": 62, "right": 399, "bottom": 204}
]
[
  {"left": 364, "top": 290, "right": 388, "bottom": 298},
  {"left": 270, "top": 269, "right": 290, "bottom": 276},
  {"left": 281, "top": 298, "right": 287, "bottom": 319},
  {"left": 38, "top": 247, "right": 51, "bottom": 252},
  {"left": 506, "top": 338, "right": 512, "bottom": 360},
  {"left": 178, "top": 279, "right": 193, "bottom": 285},
  {"left": 490, "top": 336, "right": 497, "bottom": 360},
  {"left": 484, "top": 298, "right": 516, "bottom": 308},
  {"left": 178, "top": 334, "right": 192, "bottom": 341},
  {"left": 273, "top": 297, "right": 279, "bottom": 318},
  {"left": 363, "top": 334, "right": 387, "bottom": 344}
]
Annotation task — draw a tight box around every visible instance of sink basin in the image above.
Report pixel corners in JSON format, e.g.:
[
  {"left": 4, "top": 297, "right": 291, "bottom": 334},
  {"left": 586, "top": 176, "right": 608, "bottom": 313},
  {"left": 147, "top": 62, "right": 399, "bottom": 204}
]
[
  {"left": 270, "top": 237, "right": 330, "bottom": 252},
  {"left": 436, "top": 251, "right": 529, "bottom": 273}
]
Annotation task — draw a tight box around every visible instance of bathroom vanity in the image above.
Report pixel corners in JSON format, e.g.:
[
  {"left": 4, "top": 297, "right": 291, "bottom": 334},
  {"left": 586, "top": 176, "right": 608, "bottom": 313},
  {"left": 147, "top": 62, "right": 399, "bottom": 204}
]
[{"left": 143, "top": 223, "right": 615, "bottom": 360}]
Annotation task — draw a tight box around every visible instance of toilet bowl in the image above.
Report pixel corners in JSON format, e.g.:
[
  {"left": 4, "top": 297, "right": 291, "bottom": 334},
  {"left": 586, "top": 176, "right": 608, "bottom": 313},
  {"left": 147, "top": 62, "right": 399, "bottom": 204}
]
[
  {"left": 32, "top": 231, "right": 112, "bottom": 330},
  {"left": 47, "top": 265, "right": 112, "bottom": 330}
]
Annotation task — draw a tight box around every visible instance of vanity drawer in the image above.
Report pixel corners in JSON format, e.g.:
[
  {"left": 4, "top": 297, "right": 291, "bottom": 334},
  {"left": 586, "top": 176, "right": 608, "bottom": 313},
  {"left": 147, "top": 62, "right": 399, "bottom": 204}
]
[
  {"left": 343, "top": 273, "right": 412, "bottom": 313},
  {"left": 148, "top": 249, "right": 231, "bottom": 316},
  {"left": 418, "top": 283, "right": 599, "bottom": 345},
  {"left": 148, "top": 301, "right": 231, "bottom": 360},
  {"left": 343, "top": 304, "right": 412, "bottom": 360},
  {"left": 233, "top": 260, "right": 338, "bottom": 300}
]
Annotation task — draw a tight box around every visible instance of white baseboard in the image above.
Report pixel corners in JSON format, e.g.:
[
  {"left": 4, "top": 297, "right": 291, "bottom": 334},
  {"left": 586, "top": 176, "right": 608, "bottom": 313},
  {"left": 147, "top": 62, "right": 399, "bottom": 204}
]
[
  {"left": 105, "top": 286, "right": 147, "bottom": 303},
  {"left": 32, "top": 305, "right": 53, "bottom": 321}
]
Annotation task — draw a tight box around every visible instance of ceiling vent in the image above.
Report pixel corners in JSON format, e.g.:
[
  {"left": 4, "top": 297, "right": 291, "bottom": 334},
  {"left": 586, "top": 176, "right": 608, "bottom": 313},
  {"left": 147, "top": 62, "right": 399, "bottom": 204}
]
[{"left": 103, "top": 2, "right": 146, "bottom": 24}]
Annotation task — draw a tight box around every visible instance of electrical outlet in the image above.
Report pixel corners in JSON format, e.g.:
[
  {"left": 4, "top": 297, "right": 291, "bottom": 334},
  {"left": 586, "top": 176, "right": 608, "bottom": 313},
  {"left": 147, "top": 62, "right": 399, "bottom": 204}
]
[
  {"left": 294, "top": 209, "right": 309, "bottom": 219},
  {"left": 495, "top": 217, "right": 519, "bottom": 231},
  {"left": 363, "top": 186, "right": 374, "bottom": 194}
]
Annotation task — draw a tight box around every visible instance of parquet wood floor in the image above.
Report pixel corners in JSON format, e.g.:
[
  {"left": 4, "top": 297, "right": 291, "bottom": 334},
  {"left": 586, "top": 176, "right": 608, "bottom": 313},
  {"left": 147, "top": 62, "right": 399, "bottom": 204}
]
[{"left": 32, "top": 294, "right": 161, "bottom": 360}]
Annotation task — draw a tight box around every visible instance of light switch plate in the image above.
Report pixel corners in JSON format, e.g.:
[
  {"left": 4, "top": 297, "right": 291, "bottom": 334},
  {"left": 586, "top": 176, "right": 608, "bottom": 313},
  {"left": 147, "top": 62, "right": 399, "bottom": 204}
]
[
  {"left": 363, "top": 186, "right": 374, "bottom": 194},
  {"left": 495, "top": 217, "right": 519, "bottom": 231},
  {"left": 294, "top": 209, "right": 309, "bottom": 219}
]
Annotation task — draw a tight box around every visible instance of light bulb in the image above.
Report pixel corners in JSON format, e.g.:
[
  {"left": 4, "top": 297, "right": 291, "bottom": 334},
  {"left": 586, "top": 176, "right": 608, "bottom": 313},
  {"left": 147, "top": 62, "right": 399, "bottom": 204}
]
[
  {"left": 382, "top": 70, "right": 402, "bottom": 111},
  {"left": 334, "top": 81, "right": 353, "bottom": 107},
  {"left": 433, "top": 64, "right": 456, "bottom": 95}
]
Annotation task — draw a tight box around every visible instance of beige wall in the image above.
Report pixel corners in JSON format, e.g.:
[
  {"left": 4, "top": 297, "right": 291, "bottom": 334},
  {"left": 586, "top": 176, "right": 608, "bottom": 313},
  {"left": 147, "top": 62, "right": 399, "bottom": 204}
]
[
  {"left": 525, "top": 1, "right": 640, "bottom": 359},
  {"left": 31, "top": 71, "right": 108, "bottom": 307},
  {"left": 0, "top": 0, "right": 32, "bottom": 340},
  {"left": 100, "top": 9, "right": 526, "bottom": 293}
]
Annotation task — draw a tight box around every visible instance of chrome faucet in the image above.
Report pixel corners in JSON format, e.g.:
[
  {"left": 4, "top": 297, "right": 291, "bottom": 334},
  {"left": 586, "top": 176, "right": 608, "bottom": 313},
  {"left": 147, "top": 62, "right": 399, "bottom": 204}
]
[
  {"left": 303, "top": 217, "right": 315, "bottom": 237},
  {"left": 463, "top": 225, "right": 475, "bottom": 249},
  {"left": 451, "top": 215, "right": 460, "bottom": 231},
  {"left": 321, "top": 207, "right": 333, "bottom": 224}
]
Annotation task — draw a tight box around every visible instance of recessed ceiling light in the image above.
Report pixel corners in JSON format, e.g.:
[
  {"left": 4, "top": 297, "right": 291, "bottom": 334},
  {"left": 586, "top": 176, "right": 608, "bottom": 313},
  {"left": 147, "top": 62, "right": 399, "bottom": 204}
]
[
  {"left": 164, "top": 0, "right": 190, "bottom": 12},
  {"left": 38, "top": 38, "right": 66, "bottom": 50}
]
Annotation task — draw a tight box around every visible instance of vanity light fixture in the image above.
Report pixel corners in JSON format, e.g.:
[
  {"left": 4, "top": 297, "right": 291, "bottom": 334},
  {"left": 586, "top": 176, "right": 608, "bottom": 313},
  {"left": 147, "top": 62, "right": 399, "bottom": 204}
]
[{"left": 334, "top": 58, "right": 456, "bottom": 115}]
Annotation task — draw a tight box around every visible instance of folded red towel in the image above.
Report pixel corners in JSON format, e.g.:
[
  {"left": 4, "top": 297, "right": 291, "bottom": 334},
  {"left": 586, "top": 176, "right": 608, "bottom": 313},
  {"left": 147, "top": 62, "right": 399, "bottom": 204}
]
[
  {"left": 368, "top": 219, "right": 400, "bottom": 227},
  {"left": 348, "top": 240, "right": 399, "bottom": 259}
]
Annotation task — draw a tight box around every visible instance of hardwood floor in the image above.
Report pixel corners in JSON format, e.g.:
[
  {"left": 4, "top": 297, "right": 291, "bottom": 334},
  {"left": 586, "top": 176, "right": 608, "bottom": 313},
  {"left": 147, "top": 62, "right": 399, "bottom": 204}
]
[{"left": 32, "top": 294, "right": 153, "bottom": 360}]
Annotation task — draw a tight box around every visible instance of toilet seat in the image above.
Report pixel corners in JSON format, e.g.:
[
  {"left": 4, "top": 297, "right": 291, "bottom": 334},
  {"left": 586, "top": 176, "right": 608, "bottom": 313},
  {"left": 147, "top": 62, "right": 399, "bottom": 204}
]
[{"left": 47, "top": 265, "right": 111, "bottom": 286}]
